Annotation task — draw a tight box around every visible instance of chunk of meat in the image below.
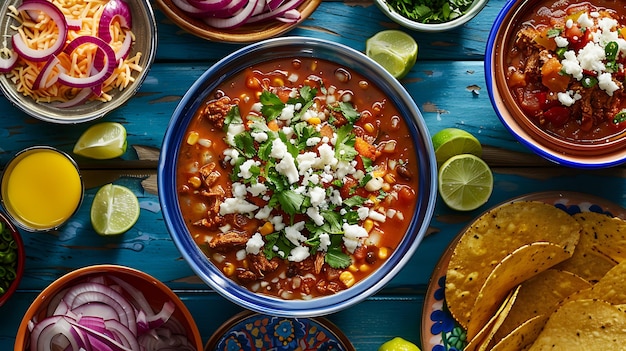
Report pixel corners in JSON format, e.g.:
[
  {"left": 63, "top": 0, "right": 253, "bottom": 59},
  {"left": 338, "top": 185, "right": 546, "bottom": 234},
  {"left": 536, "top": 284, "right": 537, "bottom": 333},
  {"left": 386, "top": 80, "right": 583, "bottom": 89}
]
[{"left": 200, "top": 96, "right": 234, "bottom": 128}]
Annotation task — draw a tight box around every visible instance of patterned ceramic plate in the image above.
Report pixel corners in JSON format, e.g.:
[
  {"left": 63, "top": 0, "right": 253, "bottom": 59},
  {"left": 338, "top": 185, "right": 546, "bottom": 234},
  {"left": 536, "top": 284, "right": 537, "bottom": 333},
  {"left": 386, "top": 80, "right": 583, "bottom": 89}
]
[
  {"left": 420, "top": 191, "right": 626, "bottom": 351},
  {"left": 206, "top": 311, "right": 356, "bottom": 351}
]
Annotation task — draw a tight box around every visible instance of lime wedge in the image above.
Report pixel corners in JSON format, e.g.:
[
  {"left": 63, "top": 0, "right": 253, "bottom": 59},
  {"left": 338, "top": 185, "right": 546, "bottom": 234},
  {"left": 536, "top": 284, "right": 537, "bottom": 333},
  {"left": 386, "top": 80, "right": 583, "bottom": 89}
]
[
  {"left": 91, "top": 183, "right": 140, "bottom": 235},
  {"left": 73, "top": 122, "right": 127, "bottom": 160},
  {"left": 432, "top": 128, "right": 482, "bottom": 166},
  {"left": 438, "top": 154, "right": 493, "bottom": 211},
  {"left": 366, "top": 30, "right": 418, "bottom": 79}
]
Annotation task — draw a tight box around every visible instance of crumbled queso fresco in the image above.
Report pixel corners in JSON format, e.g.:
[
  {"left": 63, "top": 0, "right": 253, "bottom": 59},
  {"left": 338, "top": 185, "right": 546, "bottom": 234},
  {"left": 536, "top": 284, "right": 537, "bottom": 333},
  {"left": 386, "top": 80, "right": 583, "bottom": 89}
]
[
  {"left": 556, "top": 11, "right": 626, "bottom": 106},
  {"left": 217, "top": 88, "right": 396, "bottom": 264}
]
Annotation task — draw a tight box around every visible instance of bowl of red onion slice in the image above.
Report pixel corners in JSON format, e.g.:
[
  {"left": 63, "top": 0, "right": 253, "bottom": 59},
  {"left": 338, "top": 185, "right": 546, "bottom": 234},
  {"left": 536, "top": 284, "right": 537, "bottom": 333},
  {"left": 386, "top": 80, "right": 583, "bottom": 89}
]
[
  {"left": 14, "top": 264, "right": 203, "bottom": 351},
  {"left": 0, "top": 0, "right": 157, "bottom": 124},
  {"left": 155, "top": 0, "right": 321, "bottom": 43}
]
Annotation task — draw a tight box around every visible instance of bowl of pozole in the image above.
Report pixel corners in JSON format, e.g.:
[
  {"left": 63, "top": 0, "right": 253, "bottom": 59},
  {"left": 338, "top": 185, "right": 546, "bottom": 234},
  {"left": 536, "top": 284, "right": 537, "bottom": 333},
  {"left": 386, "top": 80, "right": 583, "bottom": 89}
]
[
  {"left": 158, "top": 37, "right": 437, "bottom": 317},
  {"left": 486, "top": 0, "right": 626, "bottom": 168}
]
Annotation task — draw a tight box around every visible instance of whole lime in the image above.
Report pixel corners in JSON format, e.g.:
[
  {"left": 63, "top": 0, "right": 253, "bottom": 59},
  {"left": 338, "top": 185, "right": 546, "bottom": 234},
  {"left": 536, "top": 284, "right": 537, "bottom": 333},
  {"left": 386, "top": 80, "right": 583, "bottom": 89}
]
[{"left": 378, "top": 337, "right": 421, "bottom": 351}]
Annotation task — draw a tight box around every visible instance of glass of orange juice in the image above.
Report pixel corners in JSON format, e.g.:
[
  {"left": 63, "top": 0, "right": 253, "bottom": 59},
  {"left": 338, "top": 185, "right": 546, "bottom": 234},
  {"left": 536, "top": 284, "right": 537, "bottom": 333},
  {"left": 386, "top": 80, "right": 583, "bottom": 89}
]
[{"left": 1, "top": 146, "right": 84, "bottom": 232}]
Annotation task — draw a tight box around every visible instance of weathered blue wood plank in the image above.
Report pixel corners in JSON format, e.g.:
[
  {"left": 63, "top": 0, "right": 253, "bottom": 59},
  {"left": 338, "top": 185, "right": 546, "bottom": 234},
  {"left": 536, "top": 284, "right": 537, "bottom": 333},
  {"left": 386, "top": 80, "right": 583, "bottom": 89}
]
[{"left": 0, "top": 60, "right": 529, "bottom": 166}]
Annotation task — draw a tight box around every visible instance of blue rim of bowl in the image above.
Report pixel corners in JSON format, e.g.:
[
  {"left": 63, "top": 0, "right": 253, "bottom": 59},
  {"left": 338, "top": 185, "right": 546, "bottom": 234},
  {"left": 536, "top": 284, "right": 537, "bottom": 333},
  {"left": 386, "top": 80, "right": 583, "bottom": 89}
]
[
  {"left": 485, "top": 0, "right": 626, "bottom": 169},
  {"left": 375, "top": 0, "right": 488, "bottom": 32},
  {"left": 158, "top": 36, "right": 438, "bottom": 317}
]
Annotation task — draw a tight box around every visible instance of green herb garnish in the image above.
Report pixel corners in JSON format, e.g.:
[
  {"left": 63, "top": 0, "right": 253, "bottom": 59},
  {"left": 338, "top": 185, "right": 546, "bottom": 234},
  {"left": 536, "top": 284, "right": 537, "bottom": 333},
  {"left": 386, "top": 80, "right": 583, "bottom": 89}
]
[{"left": 386, "top": 0, "right": 475, "bottom": 24}]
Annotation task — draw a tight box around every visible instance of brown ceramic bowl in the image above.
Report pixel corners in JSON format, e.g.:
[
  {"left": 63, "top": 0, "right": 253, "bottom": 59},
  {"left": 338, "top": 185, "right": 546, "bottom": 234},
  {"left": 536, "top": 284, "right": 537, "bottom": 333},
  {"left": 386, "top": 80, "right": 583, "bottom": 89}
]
[
  {"left": 14, "top": 265, "right": 203, "bottom": 351},
  {"left": 0, "top": 211, "right": 24, "bottom": 308},
  {"left": 485, "top": 0, "right": 626, "bottom": 168},
  {"left": 155, "top": 0, "right": 321, "bottom": 43}
]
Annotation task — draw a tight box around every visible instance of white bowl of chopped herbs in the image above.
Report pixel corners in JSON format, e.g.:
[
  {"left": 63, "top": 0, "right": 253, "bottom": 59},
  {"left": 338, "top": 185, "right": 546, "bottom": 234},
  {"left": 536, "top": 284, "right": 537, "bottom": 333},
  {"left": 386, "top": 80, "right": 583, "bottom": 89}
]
[{"left": 375, "top": 0, "right": 489, "bottom": 32}]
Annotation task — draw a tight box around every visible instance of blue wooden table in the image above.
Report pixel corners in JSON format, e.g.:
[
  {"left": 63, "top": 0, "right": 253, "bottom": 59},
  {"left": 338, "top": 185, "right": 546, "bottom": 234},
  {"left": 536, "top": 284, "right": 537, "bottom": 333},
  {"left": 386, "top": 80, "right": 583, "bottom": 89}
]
[{"left": 2, "top": 0, "right": 626, "bottom": 349}]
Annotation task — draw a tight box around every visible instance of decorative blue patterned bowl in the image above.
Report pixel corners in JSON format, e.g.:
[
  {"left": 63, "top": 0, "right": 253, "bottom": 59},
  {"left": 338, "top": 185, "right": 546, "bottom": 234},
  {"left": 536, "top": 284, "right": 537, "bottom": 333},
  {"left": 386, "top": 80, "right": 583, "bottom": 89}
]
[{"left": 158, "top": 37, "right": 437, "bottom": 317}]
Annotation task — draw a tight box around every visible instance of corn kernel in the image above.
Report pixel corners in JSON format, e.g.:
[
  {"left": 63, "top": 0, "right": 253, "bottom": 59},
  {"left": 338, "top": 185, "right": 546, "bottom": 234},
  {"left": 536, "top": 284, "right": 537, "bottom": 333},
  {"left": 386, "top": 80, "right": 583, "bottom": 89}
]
[
  {"left": 188, "top": 176, "right": 202, "bottom": 188},
  {"left": 384, "top": 173, "right": 396, "bottom": 184},
  {"left": 378, "top": 247, "right": 390, "bottom": 260},
  {"left": 382, "top": 183, "right": 391, "bottom": 192},
  {"left": 348, "top": 264, "right": 359, "bottom": 273},
  {"left": 373, "top": 169, "right": 386, "bottom": 178},
  {"left": 307, "top": 117, "right": 321, "bottom": 125},
  {"left": 368, "top": 195, "right": 380, "bottom": 206},
  {"left": 359, "top": 264, "right": 371, "bottom": 272},
  {"left": 363, "top": 219, "right": 374, "bottom": 233},
  {"left": 273, "top": 78, "right": 284, "bottom": 86},
  {"left": 186, "top": 131, "right": 199, "bottom": 145},
  {"left": 223, "top": 263, "right": 236, "bottom": 276},
  {"left": 364, "top": 122, "right": 375, "bottom": 133},
  {"left": 259, "top": 221, "right": 274, "bottom": 235},
  {"left": 339, "top": 271, "right": 356, "bottom": 288}
]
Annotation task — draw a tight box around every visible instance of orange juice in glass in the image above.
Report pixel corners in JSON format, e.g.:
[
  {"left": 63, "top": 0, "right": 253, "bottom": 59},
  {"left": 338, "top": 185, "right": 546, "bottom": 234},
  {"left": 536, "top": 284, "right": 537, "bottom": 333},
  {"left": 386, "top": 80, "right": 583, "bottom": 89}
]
[{"left": 1, "top": 146, "right": 83, "bottom": 231}]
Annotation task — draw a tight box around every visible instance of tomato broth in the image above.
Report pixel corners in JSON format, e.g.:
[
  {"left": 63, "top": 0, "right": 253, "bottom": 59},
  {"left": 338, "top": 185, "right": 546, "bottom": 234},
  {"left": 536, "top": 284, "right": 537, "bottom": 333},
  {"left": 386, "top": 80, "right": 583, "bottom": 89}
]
[{"left": 176, "top": 57, "right": 420, "bottom": 300}]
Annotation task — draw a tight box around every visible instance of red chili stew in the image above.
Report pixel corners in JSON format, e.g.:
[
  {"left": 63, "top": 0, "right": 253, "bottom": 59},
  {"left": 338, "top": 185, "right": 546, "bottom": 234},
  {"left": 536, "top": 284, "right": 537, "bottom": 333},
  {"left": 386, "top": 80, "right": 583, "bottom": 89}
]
[
  {"left": 176, "top": 58, "right": 420, "bottom": 299},
  {"left": 505, "top": 0, "right": 626, "bottom": 142}
]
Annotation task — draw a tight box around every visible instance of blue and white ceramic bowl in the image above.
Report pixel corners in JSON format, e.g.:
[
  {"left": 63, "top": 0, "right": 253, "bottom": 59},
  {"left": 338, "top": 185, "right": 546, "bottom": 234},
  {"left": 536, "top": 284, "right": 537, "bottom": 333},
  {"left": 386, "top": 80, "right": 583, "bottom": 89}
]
[{"left": 158, "top": 37, "right": 437, "bottom": 317}]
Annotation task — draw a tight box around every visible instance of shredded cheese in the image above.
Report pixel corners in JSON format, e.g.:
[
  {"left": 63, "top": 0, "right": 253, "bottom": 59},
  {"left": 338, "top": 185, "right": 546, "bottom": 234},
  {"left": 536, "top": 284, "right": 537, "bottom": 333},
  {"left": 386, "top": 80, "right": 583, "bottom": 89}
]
[{"left": 5, "top": 0, "right": 143, "bottom": 104}]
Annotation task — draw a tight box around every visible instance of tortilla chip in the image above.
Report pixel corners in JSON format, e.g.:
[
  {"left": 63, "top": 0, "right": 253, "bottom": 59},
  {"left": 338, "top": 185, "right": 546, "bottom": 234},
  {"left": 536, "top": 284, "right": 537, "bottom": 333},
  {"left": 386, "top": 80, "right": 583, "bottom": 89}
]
[
  {"left": 571, "top": 211, "right": 626, "bottom": 263},
  {"left": 491, "top": 269, "right": 591, "bottom": 344},
  {"left": 445, "top": 201, "right": 581, "bottom": 329},
  {"left": 566, "top": 260, "right": 626, "bottom": 304},
  {"left": 528, "top": 299, "right": 626, "bottom": 350},
  {"left": 490, "top": 315, "right": 548, "bottom": 351},
  {"left": 466, "top": 243, "right": 574, "bottom": 340},
  {"left": 464, "top": 286, "right": 520, "bottom": 351}
]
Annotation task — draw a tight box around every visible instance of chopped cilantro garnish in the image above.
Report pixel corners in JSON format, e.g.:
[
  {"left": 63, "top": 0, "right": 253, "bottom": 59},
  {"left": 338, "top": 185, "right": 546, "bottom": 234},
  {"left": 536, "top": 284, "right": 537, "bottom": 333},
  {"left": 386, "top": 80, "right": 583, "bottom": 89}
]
[
  {"left": 260, "top": 91, "right": 285, "bottom": 121},
  {"left": 274, "top": 190, "right": 306, "bottom": 216},
  {"left": 233, "top": 132, "right": 256, "bottom": 158},
  {"left": 224, "top": 105, "right": 243, "bottom": 129},
  {"left": 386, "top": 0, "right": 474, "bottom": 24},
  {"left": 339, "top": 102, "right": 360, "bottom": 124},
  {"left": 334, "top": 125, "right": 359, "bottom": 161}
]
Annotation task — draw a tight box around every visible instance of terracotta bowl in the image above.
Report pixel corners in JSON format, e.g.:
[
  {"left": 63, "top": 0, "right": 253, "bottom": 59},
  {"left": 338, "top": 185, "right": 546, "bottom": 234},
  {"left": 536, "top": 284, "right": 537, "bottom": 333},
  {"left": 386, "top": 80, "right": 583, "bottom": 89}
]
[
  {"left": 14, "top": 265, "right": 203, "bottom": 351},
  {"left": 155, "top": 0, "right": 321, "bottom": 43},
  {"left": 0, "top": 0, "right": 158, "bottom": 124},
  {"left": 485, "top": 0, "right": 626, "bottom": 168},
  {"left": 0, "top": 211, "right": 24, "bottom": 307}
]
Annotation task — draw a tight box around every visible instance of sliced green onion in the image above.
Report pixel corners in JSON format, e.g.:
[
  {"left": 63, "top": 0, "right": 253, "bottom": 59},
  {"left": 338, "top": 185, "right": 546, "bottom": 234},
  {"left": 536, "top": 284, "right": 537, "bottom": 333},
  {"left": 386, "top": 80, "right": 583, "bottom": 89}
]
[
  {"left": 582, "top": 76, "right": 598, "bottom": 88},
  {"left": 613, "top": 110, "right": 626, "bottom": 124},
  {"left": 605, "top": 41, "right": 619, "bottom": 61}
]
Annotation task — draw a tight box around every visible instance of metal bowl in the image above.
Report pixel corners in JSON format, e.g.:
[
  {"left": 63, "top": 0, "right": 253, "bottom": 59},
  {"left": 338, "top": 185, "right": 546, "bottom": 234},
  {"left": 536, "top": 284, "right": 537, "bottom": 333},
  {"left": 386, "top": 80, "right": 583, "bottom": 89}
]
[{"left": 0, "top": 0, "right": 158, "bottom": 124}]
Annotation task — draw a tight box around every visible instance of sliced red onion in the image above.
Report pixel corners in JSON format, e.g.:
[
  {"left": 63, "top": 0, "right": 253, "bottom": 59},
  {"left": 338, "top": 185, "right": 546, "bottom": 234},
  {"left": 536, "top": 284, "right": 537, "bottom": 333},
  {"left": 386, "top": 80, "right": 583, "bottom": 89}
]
[
  {"left": 52, "top": 87, "right": 94, "bottom": 108},
  {"left": 187, "top": 0, "right": 230, "bottom": 11},
  {"left": 32, "top": 56, "right": 60, "bottom": 90},
  {"left": 66, "top": 17, "right": 83, "bottom": 31},
  {"left": 170, "top": 0, "right": 210, "bottom": 16},
  {"left": 29, "top": 275, "right": 192, "bottom": 351},
  {"left": 276, "top": 8, "right": 301, "bottom": 23},
  {"left": 203, "top": 0, "right": 259, "bottom": 29},
  {"left": 58, "top": 36, "right": 117, "bottom": 88},
  {"left": 12, "top": 0, "right": 68, "bottom": 62},
  {"left": 205, "top": 0, "right": 249, "bottom": 18},
  {"left": 98, "top": 0, "right": 132, "bottom": 43},
  {"left": 0, "top": 49, "right": 19, "bottom": 73},
  {"left": 247, "top": 0, "right": 304, "bottom": 23},
  {"left": 115, "top": 28, "right": 133, "bottom": 61}
]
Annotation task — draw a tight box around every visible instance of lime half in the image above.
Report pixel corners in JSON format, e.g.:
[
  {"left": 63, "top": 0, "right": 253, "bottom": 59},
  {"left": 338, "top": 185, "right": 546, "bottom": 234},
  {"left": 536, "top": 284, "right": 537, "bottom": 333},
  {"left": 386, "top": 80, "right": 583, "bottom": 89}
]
[
  {"left": 438, "top": 154, "right": 493, "bottom": 211},
  {"left": 91, "top": 184, "right": 140, "bottom": 235},
  {"left": 73, "top": 122, "right": 127, "bottom": 160},
  {"left": 432, "top": 128, "right": 482, "bottom": 166},
  {"left": 366, "top": 30, "right": 418, "bottom": 79}
]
